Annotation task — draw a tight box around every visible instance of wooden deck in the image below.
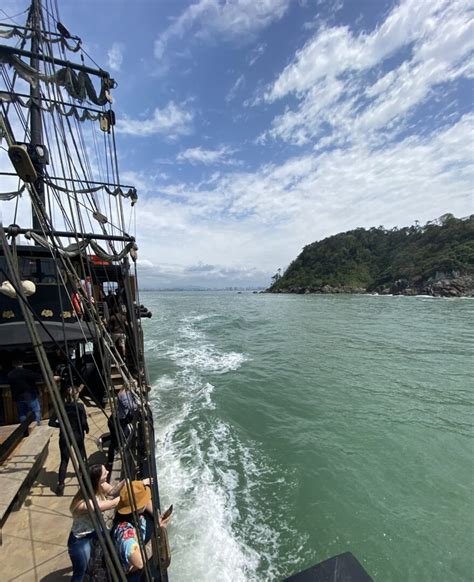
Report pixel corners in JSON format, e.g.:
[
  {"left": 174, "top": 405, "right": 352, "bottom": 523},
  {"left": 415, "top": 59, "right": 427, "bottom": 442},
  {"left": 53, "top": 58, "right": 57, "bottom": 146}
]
[
  {"left": 0, "top": 423, "right": 17, "bottom": 446},
  {"left": 0, "top": 405, "right": 109, "bottom": 581},
  {"left": 0, "top": 424, "right": 53, "bottom": 531}
]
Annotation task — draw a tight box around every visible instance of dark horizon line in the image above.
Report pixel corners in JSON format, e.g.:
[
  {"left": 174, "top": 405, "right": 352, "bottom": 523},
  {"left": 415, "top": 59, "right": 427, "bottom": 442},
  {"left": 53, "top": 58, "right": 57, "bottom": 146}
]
[{"left": 138, "top": 286, "right": 266, "bottom": 292}]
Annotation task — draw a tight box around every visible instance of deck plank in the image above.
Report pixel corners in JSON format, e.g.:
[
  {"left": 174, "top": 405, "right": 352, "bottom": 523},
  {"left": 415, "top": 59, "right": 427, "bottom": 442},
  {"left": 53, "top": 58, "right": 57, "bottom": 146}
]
[{"left": 1, "top": 406, "right": 109, "bottom": 581}]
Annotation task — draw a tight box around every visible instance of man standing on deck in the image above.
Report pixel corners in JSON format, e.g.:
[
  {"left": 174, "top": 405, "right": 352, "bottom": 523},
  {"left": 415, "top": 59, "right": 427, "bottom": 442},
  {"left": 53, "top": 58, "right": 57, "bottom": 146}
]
[
  {"left": 105, "top": 289, "right": 117, "bottom": 314},
  {"left": 8, "top": 358, "right": 42, "bottom": 426},
  {"left": 109, "top": 311, "right": 128, "bottom": 358}
]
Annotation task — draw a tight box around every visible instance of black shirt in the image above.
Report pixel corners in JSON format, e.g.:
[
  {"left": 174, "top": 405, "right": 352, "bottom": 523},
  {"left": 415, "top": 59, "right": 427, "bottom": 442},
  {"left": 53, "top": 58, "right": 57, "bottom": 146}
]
[
  {"left": 50, "top": 401, "right": 89, "bottom": 437},
  {"left": 8, "top": 367, "right": 41, "bottom": 402}
]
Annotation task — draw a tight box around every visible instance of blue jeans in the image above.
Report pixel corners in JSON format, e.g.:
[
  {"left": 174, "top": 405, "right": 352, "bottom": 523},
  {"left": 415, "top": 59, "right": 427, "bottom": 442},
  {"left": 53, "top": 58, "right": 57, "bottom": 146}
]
[
  {"left": 17, "top": 398, "right": 41, "bottom": 425},
  {"left": 68, "top": 531, "right": 95, "bottom": 582}
]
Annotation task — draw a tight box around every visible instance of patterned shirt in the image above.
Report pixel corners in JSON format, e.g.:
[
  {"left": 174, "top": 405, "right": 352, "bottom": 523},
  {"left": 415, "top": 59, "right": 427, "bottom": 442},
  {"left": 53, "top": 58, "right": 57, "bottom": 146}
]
[{"left": 113, "top": 515, "right": 147, "bottom": 570}]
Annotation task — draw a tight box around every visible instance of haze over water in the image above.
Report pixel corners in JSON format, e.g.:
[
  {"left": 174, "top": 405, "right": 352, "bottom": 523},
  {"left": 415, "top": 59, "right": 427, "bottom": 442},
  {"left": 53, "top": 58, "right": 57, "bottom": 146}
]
[{"left": 143, "top": 292, "right": 473, "bottom": 581}]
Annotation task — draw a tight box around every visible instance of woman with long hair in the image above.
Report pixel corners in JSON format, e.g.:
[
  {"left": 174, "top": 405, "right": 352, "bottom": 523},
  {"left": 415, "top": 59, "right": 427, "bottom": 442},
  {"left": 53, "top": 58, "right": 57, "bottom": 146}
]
[{"left": 68, "top": 464, "right": 124, "bottom": 582}]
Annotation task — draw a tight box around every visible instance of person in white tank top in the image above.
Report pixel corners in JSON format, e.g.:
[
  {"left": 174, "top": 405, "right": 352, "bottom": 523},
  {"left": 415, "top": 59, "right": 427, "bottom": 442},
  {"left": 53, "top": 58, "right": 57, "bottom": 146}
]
[{"left": 68, "top": 464, "right": 124, "bottom": 582}]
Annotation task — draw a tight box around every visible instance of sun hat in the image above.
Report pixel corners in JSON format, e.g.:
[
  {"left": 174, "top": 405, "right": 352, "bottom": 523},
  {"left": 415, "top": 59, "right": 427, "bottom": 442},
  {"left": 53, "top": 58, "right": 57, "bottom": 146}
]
[{"left": 117, "top": 480, "right": 151, "bottom": 514}]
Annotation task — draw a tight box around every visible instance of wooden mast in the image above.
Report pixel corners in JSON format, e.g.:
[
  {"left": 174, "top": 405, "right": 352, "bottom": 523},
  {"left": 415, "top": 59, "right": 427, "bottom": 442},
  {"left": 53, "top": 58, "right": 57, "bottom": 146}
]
[{"left": 29, "top": 0, "right": 45, "bottom": 230}]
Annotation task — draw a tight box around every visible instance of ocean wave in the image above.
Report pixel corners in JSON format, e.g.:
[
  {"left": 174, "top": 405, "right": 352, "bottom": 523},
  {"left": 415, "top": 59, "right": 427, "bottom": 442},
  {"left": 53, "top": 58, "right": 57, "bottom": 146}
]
[
  {"left": 166, "top": 344, "right": 247, "bottom": 374},
  {"left": 143, "top": 338, "right": 167, "bottom": 352},
  {"left": 151, "top": 375, "right": 288, "bottom": 581},
  {"left": 148, "top": 302, "right": 298, "bottom": 580},
  {"left": 145, "top": 290, "right": 474, "bottom": 582},
  {"left": 178, "top": 316, "right": 207, "bottom": 341}
]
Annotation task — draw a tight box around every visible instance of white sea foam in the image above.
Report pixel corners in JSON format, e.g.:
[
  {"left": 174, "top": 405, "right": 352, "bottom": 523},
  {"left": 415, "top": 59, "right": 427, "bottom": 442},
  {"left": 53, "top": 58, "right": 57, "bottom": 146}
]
[
  {"left": 167, "top": 344, "right": 247, "bottom": 373},
  {"left": 178, "top": 318, "right": 206, "bottom": 341},
  {"left": 179, "top": 313, "right": 212, "bottom": 334},
  {"left": 152, "top": 312, "right": 249, "bottom": 373},
  {"left": 151, "top": 373, "right": 282, "bottom": 578},
  {"left": 143, "top": 338, "right": 167, "bottom": 352},
  {"left": 152, "top": 384, "right": 265, "bottom": 580},
  {"left": 148, "top": 308, "right": 293, "bottom": 580}
]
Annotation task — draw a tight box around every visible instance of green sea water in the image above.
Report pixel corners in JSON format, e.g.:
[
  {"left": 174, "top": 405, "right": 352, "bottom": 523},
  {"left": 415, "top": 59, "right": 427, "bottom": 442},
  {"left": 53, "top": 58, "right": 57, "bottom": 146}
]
[{"left": 142, "top": 292, "right": 473, "bottom": 582}]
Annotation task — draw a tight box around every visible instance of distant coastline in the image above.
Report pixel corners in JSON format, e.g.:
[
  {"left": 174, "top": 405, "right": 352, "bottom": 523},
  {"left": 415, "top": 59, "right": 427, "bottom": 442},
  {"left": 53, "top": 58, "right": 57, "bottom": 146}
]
[
  {"left": 265, "top": 276, "right": 474, "bottom": 298},
  {"left": 140, "top": 287, "right": 265, "bottom": 292}
]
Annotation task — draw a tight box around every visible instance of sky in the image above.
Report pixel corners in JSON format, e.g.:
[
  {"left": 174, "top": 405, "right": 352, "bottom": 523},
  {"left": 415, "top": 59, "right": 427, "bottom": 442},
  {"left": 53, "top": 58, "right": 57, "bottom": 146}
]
[{"left": 1, "top": 0, "right": 473, "bottom": 288}]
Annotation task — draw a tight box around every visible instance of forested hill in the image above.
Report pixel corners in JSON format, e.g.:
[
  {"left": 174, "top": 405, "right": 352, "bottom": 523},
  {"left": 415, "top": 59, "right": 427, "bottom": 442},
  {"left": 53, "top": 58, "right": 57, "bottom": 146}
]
[{"left": 267, "top": 215, "right": 474, "bottom": 297}]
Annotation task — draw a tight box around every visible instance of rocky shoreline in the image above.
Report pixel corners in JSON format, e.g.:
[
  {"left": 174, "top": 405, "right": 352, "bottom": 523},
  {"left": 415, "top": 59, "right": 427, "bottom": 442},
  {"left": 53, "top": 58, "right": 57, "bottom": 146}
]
[{"left": 266, "top": 275, "right": 474, "bottom": 298}]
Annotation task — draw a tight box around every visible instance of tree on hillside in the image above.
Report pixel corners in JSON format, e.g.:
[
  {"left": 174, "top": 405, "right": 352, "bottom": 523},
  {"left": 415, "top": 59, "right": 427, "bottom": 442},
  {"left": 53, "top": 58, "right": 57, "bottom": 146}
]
[{"left": 270, "top": 268, "right": 282, "bottom": 286}]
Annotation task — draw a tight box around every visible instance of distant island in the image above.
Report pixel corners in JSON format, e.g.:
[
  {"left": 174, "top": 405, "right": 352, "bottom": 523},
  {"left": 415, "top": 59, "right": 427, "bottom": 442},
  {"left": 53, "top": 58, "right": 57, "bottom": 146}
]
[{"left": 267, "top": 214, "right": 474, "bottom": 297}]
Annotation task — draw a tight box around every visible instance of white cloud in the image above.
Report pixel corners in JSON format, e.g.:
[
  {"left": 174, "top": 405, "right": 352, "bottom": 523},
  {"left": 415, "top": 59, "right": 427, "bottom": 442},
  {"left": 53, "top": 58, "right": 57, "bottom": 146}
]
[
  {"left": 137, "top": 259, "right": 155, "bottom": 270},
  {"left": 264, "top": 78, "right": 346, "bottom": 145},
  {"left": 120, "top": 170, "right": 156, "bottom": 194},
  {"left": 116, "top": 102, "right": 194, "bottom": 138},
  {"left": 260, "top": 0, "right": 473, "bottom": 148},
  {"left": 225, "top": 74, "right": 245, "bottom": 102},
  {"left": 128, "top": 114, "right": 473, "bottom": 287},
  {"left": 177, "top": 145, "right": 236, "bottom": 165},
  {"left": 0, "top": 158, "right": 33, "bottom": 233},
  {"left": 266, "top": 0, "right": 457, "bottom": 101},
  {"left": 248, "top": 43, "right": 267, "bottom": 66},
  {"left": 107, "top": 42, "right": 124, "bottom": 71},
  {"left": 154, "top": 0, "right": 291, "bottom": 61}
]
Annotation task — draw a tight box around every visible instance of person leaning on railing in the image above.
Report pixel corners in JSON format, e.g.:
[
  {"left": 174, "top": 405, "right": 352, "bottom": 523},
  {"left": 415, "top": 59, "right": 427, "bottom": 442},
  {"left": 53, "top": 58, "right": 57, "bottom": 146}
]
[
  {"left": 68, "top": 464, "right": 124, "bottom": 582},
  {"left": 106, "top": 380, "right": 138, "bottom": 471},
  {"left": 111, "top": 480, "right": 172, "bottom": 581}
]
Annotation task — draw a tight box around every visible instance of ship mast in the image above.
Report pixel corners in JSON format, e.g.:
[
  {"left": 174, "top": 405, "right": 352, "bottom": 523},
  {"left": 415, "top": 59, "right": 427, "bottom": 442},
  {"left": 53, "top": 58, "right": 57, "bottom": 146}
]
[{"left": 29, "top": 0, "right": 44, "bottom": 230}]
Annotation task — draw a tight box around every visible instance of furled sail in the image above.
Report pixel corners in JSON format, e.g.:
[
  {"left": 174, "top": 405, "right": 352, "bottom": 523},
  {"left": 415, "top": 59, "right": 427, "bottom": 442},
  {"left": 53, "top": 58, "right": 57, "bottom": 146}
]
[
  {"left": 24, "top": 230, "right": 137, "bottom": 262},
  {"left": 0, "top": 92, "right": 102, "bottom": 121},
  {"left": 0, "top": 183, "right": 26, "bottom": 201},
  {"left": 0, "top": 46, "right": 114, "bottom": 105}
]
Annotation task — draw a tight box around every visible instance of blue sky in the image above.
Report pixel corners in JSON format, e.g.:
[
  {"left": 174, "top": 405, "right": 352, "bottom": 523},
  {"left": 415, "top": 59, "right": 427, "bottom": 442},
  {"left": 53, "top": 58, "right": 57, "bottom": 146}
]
[{"left": 1, "top": 0, "right": 473, "bottom": 288}]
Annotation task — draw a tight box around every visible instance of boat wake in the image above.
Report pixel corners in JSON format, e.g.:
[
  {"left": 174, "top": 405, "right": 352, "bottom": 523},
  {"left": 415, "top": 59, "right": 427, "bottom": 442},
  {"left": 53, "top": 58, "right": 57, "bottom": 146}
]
[{"left": 147, "top": 313, "right": 289, "bottom": 581}]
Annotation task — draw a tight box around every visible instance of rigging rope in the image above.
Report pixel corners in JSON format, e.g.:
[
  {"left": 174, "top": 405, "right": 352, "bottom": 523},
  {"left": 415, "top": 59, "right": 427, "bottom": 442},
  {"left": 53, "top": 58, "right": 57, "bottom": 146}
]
[
  {"left": 0, "top": 24, "right": 82, "bottom": 52},
  {"left": 1, "top": 3, "right": 165, "bottom": 576}
]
